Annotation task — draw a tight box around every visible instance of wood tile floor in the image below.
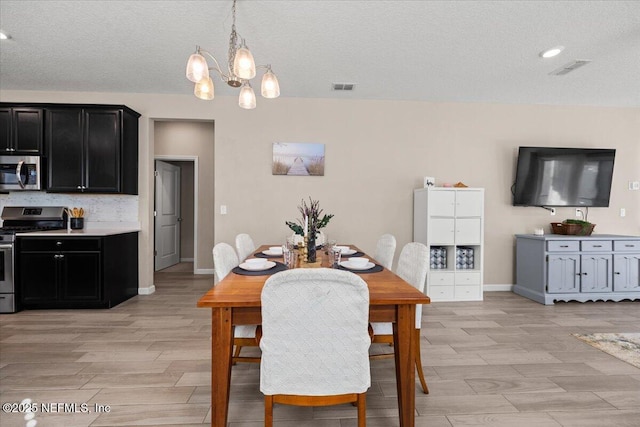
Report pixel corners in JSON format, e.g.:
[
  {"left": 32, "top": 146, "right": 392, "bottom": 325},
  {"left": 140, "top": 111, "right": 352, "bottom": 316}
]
[{"left": 1, "top": 267, "right": 639, "bottom": 426}]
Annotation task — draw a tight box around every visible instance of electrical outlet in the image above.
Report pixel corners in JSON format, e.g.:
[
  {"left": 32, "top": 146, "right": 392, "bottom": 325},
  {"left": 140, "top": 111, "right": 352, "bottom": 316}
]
[
  {"left": 575, "top": 209, "right": 583, "bottom": 218},
  {"left": 550, "top": 208, "right": 556, "bottom": 216},
  {"left": 620, "top": 208, "right": 626, "bottom": 217},
  {"left": 630, "top": 181, "right": 640, "bottom": 190},
  {"left": 220, "top": 205, "right": 227, "bottom": 215}
]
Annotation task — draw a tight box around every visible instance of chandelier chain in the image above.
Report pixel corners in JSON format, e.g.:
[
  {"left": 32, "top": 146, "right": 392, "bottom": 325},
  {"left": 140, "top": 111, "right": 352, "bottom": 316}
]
[{"left": 228, "top": 0, "right": 238, "bottom": 78}]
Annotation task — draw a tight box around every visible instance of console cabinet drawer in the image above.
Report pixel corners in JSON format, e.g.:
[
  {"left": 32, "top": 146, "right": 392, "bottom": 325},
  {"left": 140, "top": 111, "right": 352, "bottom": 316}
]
[
  {"left": 547, "top": 241, "right": 580, "bottom": 252},
  {"left": 581, "top": 241, "right": 612, "bottom": 252},
  {"left": 614, "top": 241, "right": 640, "bottom": 252}
]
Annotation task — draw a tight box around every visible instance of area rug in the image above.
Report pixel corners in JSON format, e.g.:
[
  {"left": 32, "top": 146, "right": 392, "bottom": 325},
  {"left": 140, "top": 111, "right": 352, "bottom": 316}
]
[{"left": 573, "top": 333, "right": 640, "bottom": 368}]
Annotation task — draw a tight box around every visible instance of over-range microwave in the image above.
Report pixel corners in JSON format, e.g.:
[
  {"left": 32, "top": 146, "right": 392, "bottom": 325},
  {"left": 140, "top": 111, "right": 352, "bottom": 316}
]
[{"left": 0, "top": 155, "right": 42, "bottom": 191}]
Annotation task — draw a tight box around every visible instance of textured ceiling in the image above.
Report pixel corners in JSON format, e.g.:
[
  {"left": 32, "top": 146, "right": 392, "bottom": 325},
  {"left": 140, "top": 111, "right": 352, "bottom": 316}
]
[{"left": 1, "top": 1, "right": 639, "bottom": 107}]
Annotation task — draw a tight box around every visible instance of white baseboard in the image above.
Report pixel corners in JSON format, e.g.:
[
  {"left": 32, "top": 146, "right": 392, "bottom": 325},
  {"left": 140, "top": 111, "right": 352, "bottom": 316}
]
[
  {"left": 138, "top": 285, "right": 156, "bottom": 295},
  {"left": 180, "top": 257, "right": 194, "bottom": 262},
  {"left": 195, "top": 268, "right": 215, "bottom": 275},
  {"left": 484, "top": 284, "right": 514, "bottom": 292}
]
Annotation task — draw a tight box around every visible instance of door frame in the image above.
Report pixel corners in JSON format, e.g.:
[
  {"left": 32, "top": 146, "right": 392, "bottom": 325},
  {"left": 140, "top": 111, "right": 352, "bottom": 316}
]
[{"left": 154, "top": 155, "right": 199, "bottom": 274}]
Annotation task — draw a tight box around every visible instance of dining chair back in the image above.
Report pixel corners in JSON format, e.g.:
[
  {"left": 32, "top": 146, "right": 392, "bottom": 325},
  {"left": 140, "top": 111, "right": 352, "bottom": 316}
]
[
  {"left": 212, "top": 242, "right": 260, "bottom": 364},
  {"left": 373, "top": 233, "right": 396, "bottom": 270},
  {"left": 213, "top": 242, "right": 239, "bottom": 281},
  {"left": 370, "top": 241, "right": 430, "bottom": 394},
  {"left": 260, "top": 268, "right": 371, "bottom": 427},
  {"left": 235, "top": 233, "right": 257, "bottom": 261}
]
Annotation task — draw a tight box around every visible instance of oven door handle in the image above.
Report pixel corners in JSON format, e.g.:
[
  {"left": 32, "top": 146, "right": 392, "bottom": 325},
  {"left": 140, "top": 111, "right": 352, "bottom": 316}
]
[
  {"left": 15, "top": 160, "right": 25, "bottom": 189},
  {"left": 0, "top": 244, "right": 13, "bottom": 249}
]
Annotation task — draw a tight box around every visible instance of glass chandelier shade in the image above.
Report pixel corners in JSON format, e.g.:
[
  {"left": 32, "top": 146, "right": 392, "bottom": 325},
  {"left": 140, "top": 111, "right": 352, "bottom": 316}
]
[
  {"left": 233, "top": 43, "right": 256, "bottom": 80},
  {"left": 239, "top": 82, "right": 257, "bottom": 109},
  {"left": 194, "top": 76, "right": 214, "bottom": 100},
  {"left": 184, "top": 0, "right": 279, "bottom": 109},
  {"left": 261, "top": 68, "right": 280, "bottom": 98},
  {"left": 186, "top": 52, "right": 209, "bottom": 83}
]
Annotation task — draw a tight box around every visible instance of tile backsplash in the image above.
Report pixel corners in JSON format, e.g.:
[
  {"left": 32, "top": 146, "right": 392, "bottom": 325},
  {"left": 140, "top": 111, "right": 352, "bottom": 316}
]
[{"left": 0, "top": 193, "right": 139, "bottom": 224}]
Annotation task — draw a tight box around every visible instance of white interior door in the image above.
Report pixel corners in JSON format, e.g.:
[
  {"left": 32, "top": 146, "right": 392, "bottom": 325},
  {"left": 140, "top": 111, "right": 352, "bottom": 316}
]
[{"left": 155, "top": 160, "right": 181, "bottom": 271}]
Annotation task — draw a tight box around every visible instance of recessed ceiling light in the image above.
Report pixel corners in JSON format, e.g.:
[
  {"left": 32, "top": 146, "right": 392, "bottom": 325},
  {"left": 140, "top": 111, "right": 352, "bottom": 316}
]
[
  {"left": 0, "top": 31, "right": 10, "bottom": 40},
  {"left": 539, "top": 46, "right": 565, "bottom": 59}
]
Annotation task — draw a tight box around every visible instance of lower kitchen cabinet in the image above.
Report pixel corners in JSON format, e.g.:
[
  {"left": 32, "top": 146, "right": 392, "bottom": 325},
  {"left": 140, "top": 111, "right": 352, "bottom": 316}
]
[{"left": 18, "top": 232, "right": 138, "bottom": 309}]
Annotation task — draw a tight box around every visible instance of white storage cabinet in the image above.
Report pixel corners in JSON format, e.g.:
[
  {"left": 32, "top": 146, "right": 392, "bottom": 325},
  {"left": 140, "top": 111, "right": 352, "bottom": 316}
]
[{"left": 413, "top": 187, "right": 484, "bottom": 302}]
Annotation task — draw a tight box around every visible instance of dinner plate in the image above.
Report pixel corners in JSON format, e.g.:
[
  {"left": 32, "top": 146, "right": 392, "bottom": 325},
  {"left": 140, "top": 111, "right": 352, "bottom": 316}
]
[
  {"left": 239, "top": 261, "right": 276, "bottom": 271},
  {"left": 340, "top": 261, "right": 376, "bottom": 271},
  {"left": 335, "top": 246, "right": 356, "bottom": 255},
  {"left": 262, "top": 250, "right": 282, "bottom": 256}
]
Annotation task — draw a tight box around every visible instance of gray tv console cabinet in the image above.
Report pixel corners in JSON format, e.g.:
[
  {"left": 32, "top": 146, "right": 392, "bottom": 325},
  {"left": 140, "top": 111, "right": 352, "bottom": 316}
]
[{"left": 514, "top": 234, "right": 640, "bottom": 305}]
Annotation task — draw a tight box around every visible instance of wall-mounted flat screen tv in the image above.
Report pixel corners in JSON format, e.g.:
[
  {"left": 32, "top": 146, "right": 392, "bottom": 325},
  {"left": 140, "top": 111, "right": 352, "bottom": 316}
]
[{"left": 513, "top": 147, "right": 616, "bottom": 207}]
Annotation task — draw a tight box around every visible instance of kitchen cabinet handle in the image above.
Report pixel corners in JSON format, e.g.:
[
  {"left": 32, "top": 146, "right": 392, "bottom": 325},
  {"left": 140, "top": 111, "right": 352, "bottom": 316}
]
[
  {"left": 560, "top": 245, "right": 569, "bottom": 248},
  {"left": 625, "top": 244, "right": 635, "bottom": 247},
  {"left": 77, "top": 186, "right": 82, "bottom": 189},
  {"left": 56, "top": 241, "right": 62, "bottom": 246},
  {"left": 593, "top": 245, "right": 602, "bottom": 247},
  {"left": 582, "top": 272, "right": 588, "bottom": 275},
  {"left": 614, "top": 272, "right": 621, "bottom": 275}
]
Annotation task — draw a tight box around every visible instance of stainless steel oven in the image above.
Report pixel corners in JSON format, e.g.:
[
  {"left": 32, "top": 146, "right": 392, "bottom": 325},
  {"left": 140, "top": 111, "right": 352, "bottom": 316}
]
[
  {"left": 0, "top": 206, "right": 67, "bottom": 313},
  {"left": 0, "top": 155, "right": 42, "bottom": 191},
  {"left": 0, "top": 242, "right": 14, "bottom": 312}
]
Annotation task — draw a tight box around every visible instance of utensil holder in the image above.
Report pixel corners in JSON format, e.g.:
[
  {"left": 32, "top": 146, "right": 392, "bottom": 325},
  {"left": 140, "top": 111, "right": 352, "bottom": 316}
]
[{"left": 70, "top": 218, "right": 84, "bottom": 230}]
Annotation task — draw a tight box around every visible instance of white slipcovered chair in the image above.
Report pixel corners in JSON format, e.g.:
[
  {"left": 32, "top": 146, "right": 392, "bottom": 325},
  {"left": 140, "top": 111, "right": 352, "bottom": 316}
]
[
  {"left": 260, "top": 269, "right": 371, "bottom": 427},
  {"left": 212, "top": 242, "right": 261, "bottom": 363},
  {"left": 373, "top": 233, "right": 396, "bottom": 270},
  {"left": 370, "top": 242, "right": 430, "bottom": 394},
  {"left": 235, "top": 233, "right": 257, "bottom": 261}
]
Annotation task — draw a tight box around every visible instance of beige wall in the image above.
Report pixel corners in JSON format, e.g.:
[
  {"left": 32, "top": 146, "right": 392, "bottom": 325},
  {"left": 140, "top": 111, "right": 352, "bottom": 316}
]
[
  {"left": 154, "top": 121, "right": 213, "bottom": 270},
  {"left": 1, "top": 90, "right": 638, "bottom": 293}
]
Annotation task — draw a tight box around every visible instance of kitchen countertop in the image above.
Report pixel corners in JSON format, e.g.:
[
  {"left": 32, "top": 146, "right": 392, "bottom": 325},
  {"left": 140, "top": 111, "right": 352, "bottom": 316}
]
[{"left": 17, "top": 228, "right": 140, "bottom": 237}]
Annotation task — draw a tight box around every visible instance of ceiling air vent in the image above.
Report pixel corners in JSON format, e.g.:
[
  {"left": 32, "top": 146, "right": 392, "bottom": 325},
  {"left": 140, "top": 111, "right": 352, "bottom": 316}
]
[
  {"left": 332, "top": 83, "right": 355, "bottom": 91},
  {"left": 549, "top": 60, "right": 592, "bottom": 76}
]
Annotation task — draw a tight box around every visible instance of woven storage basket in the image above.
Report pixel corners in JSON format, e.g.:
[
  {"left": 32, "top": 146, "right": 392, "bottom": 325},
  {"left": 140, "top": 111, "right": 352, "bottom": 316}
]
[{"left": 550, "top": 222, "right": 595, "bottom": 236}]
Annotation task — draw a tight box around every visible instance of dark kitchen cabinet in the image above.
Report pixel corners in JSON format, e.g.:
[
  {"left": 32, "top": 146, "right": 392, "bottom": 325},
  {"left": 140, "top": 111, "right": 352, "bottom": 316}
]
[
  {"left": 46, "top": 106, "right": 139, "bottom": 194},
  {"left": 0, "top": 107, "right": 43, "bottom": 154},
  {"left": 18, "top": 232, "right": 138, "bottom": 309}
]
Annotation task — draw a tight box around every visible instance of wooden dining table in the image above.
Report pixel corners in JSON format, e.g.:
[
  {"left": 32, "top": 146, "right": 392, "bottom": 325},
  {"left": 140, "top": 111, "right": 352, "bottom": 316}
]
[{"left": 197, "top": 245, "right": 430, "bottom": 427}]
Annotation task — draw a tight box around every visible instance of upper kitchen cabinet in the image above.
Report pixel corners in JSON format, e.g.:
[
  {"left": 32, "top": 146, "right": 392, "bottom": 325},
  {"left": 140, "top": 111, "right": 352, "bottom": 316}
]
[
  {"left": 0, "top": 107, "right": 44, "bottom": 154},
  {"left": 45, "top": 105, "right": 140, "bottom": 194}
]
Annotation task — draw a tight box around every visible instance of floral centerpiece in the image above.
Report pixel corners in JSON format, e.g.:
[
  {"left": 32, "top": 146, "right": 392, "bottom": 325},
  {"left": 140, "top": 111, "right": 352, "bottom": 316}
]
[{"left": 285, "top": 197, "right": 333, "bottom": 262}]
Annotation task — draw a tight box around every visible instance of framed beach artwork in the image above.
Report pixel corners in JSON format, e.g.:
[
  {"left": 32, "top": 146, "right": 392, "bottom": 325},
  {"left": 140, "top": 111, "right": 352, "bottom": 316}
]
[{"left": 272, "top": 142, "right": 325, "bottom": 176}]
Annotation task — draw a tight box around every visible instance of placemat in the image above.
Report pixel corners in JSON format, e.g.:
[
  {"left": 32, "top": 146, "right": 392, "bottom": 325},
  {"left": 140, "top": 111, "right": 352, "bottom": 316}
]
[
  {"left": 337, "top": 264, "right": 384, "bottom": 274},
  {"left": 232, "top": 262, "right": 288, "bottom": 276},
  {"left": 340, "top": 251, "right": 364, "bottom": 258},
  {"left": 253, "top": 251, "right": 283, "bottom": 259}
]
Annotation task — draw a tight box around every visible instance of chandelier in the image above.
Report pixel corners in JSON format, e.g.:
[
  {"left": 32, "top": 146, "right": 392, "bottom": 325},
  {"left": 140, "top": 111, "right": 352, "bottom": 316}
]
[{"left": 185, "top": 0, "right": 280, "bottom": 109}]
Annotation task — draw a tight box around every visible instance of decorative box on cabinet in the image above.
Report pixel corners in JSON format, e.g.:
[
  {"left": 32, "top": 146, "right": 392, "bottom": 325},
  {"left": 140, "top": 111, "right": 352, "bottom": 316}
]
[
  {"left": 17, "top": 232, "right": 139, "bottom": 309},
  {"left": 0, "top": 106, "right": 43, "bottom": 154},
  {"left": 514, "top": 235, "right": 640, "bottom": 305},
  {"left": 414, "top": 187, "right": 484, "bottom": 302}
]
